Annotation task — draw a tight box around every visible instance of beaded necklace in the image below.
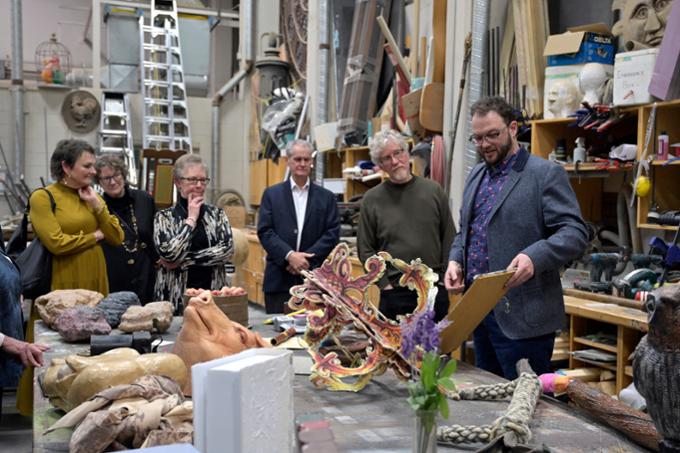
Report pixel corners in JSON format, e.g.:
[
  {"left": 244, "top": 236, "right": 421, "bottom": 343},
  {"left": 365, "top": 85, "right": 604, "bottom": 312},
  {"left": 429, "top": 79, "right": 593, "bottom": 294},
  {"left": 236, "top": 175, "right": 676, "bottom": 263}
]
[{"left": 118, "top": 202, "right": 140, "bottom": 254}]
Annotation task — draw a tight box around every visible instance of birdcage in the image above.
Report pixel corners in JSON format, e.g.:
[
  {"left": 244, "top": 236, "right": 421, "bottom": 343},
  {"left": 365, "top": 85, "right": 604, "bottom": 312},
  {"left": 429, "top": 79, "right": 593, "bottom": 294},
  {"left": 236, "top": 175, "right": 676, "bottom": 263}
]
[{"left": 34, "top": 33, "right": 72, "bottom": 84}]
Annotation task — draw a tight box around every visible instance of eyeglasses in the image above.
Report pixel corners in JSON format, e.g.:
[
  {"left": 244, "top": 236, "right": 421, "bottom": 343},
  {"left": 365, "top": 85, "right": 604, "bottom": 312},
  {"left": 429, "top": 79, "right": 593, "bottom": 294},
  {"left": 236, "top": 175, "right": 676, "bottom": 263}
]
[
  {"left": 99, "top": 172, "right": 124, "bottom": 184},
  {"left": 469, "top": 126, "right": 507, "bottom": 145},
  {"left": 180, "top": 177, "right": 211, "bottom": 185},
  {"left": 379, "top": 148, "right": 406, "bottom": 165}
]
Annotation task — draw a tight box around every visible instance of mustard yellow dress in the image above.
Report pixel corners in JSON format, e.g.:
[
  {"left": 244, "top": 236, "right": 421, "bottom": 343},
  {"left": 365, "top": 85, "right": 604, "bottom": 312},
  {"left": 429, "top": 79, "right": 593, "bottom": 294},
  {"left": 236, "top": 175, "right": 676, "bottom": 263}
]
[
  {"left": 17, "top": 183, "right": 124, "bottom": 416},
  {"left": 29, "top": 182, "right": 124, "bottom": 294}
]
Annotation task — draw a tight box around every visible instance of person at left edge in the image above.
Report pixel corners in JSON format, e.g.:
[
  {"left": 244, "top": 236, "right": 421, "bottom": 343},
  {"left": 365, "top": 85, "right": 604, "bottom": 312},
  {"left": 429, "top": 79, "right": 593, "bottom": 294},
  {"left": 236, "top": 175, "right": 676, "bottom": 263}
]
[
  {"left": 257, "top": 140, "right": 340, "bottom": 314},
  {"left": 95, "top": 155, "right": 158, "bottom": 303}
]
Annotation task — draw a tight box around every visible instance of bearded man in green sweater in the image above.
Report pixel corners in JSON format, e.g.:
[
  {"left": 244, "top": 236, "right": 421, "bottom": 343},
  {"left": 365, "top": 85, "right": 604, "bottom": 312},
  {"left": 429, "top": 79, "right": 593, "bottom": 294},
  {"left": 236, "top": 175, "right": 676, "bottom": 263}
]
[{"left": 358, "top": 130, "right": 456, "bottom": 321}]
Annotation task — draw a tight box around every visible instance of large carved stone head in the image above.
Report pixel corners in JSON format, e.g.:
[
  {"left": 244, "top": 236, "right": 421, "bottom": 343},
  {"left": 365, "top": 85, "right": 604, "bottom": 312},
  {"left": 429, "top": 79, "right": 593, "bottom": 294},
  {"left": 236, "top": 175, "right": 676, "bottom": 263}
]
[
  {"left": 612, "top": 0, "right": 675, "bottom": 51},
  {"left": 173, "top": 290, "right": 270, "bottom": 394}
]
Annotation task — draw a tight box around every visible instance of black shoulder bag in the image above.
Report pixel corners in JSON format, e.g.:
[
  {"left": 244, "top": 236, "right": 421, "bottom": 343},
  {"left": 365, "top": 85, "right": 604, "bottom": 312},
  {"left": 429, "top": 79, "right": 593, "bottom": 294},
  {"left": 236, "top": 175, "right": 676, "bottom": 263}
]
[{"left": 6, "top": 188, "right": 56, "bottom": 300}]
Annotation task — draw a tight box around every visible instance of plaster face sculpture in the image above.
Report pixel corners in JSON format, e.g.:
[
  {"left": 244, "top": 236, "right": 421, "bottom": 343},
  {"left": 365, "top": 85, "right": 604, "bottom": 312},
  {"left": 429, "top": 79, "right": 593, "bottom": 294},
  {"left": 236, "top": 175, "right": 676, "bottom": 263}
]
[
  {"left": 288, "top": 243, "right": 435, "bottom": 392},
  {"left": 612, "top": 0, "right": 675, "bottom": 51},
  {"left": 172, "top": 290, "right": 270, "bottom": 395},
  {"left": 42, "top": 348, "right": 187, "bottom": 412},
  {"left": 579, "top": 63, "right": 610, "bottom": 106},
  {"left": 546, "top": 80, "right": 581, "bottom": 119}
]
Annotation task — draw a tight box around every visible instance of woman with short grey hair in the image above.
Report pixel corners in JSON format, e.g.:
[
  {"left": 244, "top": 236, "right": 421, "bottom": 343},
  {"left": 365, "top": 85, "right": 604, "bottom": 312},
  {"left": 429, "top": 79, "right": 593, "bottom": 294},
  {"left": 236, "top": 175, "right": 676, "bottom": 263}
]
[
  {"left": 153, "top": 153, "right": 234, "bottom": 312},
  {"left": 95, "top": 154, "right": 158, "bottom": 303}
]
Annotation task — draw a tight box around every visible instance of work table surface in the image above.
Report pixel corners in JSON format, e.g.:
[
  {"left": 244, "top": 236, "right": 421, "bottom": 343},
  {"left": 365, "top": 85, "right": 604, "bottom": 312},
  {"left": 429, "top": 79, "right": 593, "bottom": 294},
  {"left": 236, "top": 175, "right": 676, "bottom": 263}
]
[{"left": 33, "top": 305, "right": 649, "bottom": 452}]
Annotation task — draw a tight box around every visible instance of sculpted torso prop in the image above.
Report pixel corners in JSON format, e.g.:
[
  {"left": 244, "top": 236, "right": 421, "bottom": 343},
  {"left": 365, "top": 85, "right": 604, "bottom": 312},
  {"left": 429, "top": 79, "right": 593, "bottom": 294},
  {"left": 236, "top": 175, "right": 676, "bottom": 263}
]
[
  {"left": 288, "top": 243, "right": 435, "bottom": 392},
  {"left": 43, "top": 348, "right": 187, "bottom": 412},
  {"left": 172, "top": 290, "right": 270, "bottom": 395}
]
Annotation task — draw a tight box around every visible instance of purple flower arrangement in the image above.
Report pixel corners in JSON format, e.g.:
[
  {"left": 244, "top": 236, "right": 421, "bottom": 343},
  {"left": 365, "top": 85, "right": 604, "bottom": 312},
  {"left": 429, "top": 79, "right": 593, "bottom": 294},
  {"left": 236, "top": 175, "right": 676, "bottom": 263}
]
[{"left": 400, "top": 306, "right": 457, "bottom": 418}]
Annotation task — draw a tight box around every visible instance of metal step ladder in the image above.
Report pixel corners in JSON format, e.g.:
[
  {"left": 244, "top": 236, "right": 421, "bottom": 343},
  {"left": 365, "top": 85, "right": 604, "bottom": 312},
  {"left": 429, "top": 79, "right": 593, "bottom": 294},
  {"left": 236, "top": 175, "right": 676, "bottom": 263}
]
[
  {"left": 98, "top": 91, "right": 138, "bottom": 186},
  {"left": 139, "top": 0, "right": 192, "bottom": 153}
]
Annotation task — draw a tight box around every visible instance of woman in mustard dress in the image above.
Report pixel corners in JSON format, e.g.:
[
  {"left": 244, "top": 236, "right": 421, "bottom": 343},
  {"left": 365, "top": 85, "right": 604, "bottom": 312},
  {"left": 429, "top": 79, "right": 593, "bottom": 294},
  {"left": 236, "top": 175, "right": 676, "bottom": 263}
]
[
  {"left": 18, "top": 140, "right": 124, "bottom": 416},
  {"left": 29, "top": 139, "right": 124, "bottom": 294}
]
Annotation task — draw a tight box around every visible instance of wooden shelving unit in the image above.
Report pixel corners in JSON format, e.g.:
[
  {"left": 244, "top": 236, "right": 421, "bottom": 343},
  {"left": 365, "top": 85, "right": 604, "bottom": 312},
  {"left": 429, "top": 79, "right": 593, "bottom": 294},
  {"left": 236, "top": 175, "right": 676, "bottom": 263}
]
[{"left": 565, "top": 296, "right": 647, "bottom": 394}]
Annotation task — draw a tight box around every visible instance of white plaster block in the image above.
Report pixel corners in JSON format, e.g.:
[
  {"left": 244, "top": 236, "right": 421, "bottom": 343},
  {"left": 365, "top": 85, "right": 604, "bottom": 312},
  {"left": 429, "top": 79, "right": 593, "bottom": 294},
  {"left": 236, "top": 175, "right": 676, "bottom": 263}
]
[{"left": 192, "top": 349, "right": 294, "bottom": 453}]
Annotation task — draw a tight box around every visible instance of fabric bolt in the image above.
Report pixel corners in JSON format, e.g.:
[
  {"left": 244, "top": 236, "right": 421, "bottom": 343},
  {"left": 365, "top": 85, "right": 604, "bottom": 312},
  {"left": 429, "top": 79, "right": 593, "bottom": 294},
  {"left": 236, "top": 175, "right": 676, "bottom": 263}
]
[
  {"left": 29, "top": 183, "right": 124, "bottom": 295},
  {"left": 154, "top": 199, "right": 234, "bottom": 312},
  {"left": 358, "top": 176, "right": 456, "bottom": 289},
  {"left": 0, "top": 250, "right": 24, "bottom": 387},
  {"left": 465, "top": 152, "right": 517, "bottom": 286},
  {"left": 258, "top": 179, "right": 340, "bottom": 314},
  {"left": 101, "top": 186, "right": 158, "bottom": 303},
  {"left": 290, "top": 177, "right": 310, "bottom": 251}
]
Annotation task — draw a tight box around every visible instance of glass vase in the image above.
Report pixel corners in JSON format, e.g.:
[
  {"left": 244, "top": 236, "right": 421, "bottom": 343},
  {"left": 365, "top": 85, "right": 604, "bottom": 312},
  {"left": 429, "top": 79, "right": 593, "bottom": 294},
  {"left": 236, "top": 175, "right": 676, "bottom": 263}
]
[{"left": 413, "top": 409, "right": 437, "bottom": 453}]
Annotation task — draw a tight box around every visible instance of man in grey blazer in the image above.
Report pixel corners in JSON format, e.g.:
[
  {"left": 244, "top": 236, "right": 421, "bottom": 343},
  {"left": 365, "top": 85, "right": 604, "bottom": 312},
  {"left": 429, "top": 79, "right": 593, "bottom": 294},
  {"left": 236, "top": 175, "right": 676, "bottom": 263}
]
[{"left": 445, "top": 97, "right": 588, "bottom": 380}]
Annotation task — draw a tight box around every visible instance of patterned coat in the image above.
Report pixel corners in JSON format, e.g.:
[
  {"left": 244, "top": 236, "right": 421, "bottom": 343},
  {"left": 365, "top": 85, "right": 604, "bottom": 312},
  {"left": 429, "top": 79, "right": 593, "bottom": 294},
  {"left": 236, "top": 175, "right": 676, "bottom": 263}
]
[{"left": 153, "top": 203, "right": 233, "bottom": 311}]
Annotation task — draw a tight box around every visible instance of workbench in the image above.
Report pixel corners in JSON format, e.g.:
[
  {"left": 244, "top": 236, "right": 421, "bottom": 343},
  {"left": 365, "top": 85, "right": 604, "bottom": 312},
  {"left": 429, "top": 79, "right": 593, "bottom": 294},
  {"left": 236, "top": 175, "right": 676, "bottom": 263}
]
[{"left": 32, "top": 305, "right": 649, "bottom": 452}]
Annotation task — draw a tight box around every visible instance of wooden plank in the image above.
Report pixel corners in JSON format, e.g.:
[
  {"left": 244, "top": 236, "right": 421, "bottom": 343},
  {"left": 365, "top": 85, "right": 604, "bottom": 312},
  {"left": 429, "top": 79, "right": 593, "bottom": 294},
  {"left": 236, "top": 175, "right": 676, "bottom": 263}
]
[
  {"left": 564, "top": 296, "right": 648, "bottom": 332},
  {"left": 419, "top": 82, "right": 445, "bottom": 132},
  {"left": 431, "top": 0, "right": 446, "bottom": 83},
  {"left": 440, "top": 270, "right": 514, "bottom": 353}
]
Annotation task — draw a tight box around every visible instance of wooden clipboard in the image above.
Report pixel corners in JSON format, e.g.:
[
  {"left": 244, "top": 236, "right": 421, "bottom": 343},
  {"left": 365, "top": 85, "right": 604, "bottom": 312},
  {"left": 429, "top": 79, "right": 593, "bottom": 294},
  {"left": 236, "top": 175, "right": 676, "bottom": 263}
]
[{"left": 440, "top": 270, "right": 515, "bottom": 353}]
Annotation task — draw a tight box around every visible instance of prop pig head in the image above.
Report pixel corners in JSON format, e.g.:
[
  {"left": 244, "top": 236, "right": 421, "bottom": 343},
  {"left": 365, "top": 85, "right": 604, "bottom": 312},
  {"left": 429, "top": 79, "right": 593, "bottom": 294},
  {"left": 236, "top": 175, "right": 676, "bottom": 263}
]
[{"left": 173, "top": 290, "right": 270, "bottom": 395}]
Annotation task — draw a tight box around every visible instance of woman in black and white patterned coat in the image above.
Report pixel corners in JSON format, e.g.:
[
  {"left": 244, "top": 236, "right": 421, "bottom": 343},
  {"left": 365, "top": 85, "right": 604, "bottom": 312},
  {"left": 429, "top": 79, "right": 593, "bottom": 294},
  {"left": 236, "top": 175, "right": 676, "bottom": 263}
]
[{"left": 153, "top": 154, "right": 234, "bottom": 312}]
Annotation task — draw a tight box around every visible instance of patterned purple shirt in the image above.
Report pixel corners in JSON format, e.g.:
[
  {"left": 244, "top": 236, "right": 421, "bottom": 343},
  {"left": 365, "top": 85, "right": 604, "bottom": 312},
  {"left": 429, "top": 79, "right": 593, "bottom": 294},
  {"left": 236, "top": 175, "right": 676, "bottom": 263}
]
[{"left": 465, "top": 152, "right": 518, "bottom": 286}]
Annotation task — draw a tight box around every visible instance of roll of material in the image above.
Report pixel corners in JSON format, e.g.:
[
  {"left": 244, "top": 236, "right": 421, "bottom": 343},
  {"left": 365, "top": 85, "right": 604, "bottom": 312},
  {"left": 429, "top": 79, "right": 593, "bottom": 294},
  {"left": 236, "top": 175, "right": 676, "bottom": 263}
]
[
  {"left": 271, "top": 326, "right": 297, "bottom": 346},
  {"left": 231, "top": 228, "right": 249, "bottom": 266}
]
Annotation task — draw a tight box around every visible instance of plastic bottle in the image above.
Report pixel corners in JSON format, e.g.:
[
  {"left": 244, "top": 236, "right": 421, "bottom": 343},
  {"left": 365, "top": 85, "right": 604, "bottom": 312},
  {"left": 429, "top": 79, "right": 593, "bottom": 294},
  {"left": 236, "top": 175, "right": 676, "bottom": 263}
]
[
  {"left": 573, "top": 137, "right": 586, "bottom": 163},
  {"left": 657, "top": 131, "right": 669, "bottom": 161}
]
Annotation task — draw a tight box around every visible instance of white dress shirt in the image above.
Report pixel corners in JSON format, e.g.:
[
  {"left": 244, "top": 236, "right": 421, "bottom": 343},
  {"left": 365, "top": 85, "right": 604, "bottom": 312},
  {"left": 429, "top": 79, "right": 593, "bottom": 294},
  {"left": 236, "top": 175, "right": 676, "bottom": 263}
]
[{"left": 290, "top": 177, "right": 310, "bottom": 252}]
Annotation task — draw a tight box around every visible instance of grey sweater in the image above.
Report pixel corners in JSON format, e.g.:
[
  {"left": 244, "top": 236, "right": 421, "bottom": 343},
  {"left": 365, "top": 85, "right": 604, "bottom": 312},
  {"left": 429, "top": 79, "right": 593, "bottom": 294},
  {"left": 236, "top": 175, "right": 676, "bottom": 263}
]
[{"left": 358, "top": 176, "right": 456, "bottom": 287}]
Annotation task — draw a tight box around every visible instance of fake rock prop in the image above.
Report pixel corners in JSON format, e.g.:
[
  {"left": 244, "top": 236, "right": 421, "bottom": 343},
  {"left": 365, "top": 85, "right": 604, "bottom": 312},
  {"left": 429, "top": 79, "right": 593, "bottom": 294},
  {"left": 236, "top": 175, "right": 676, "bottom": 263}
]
[
  {"left": 119, "top": 301, "right": 174, "bottom": 333},
  {"left": 43, "top": 347, "right": 187, "bottom": 412},
  {"left": 35, "top": 289, "right": 104, "bottom": 327},
  {"left": 289, "top": 243, "right": 435, "bottom": 392},
  {"left": 634, "top": 284, "right": 680, "bottom": 452},
  {"left": 96, "top": 291, "right": 141, "bottom": 328},
  {"left": 53, "top": 306, "right": 111, "bottom": 342},
  {"left": 173, "top": 290, "right": 270, "bottom": 395},
  {"left": 45, "top": 375, "right": 192, "bottom": 453}
]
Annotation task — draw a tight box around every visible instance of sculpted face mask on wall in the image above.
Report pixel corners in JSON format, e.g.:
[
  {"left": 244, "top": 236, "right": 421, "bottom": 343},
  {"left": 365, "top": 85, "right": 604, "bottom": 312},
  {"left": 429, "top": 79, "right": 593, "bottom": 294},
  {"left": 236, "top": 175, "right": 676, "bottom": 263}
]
[
  {"left": 173, "top": 290, "right": 270, "bottom": 395},
  {"left": 612, "top": 0, "right": 675, "bottom": 51}
]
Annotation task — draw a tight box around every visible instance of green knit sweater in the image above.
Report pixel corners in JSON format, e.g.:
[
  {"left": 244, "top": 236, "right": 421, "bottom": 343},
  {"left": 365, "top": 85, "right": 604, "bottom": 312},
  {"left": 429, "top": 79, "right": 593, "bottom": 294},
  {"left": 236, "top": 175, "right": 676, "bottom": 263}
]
[{"left": 358, "top": 176, "right": 456, "bottom": 287}]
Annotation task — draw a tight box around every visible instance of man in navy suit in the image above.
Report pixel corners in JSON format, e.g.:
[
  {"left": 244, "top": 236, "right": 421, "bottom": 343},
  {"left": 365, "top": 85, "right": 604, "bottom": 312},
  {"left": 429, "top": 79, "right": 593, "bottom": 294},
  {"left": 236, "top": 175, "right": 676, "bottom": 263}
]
[
  {"left": 445, "top": 97, "right": 588, "bottom": 379},
  {"left": 257, "top": 140, "right": 340, "bottom": 313}
]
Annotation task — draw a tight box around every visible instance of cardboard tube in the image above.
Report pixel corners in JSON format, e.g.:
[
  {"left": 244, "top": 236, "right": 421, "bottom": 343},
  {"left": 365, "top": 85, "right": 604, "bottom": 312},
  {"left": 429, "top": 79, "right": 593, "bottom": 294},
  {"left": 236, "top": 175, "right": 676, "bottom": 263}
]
[{"left": 270, "top": 326, "right": 297, "bottom": 346}]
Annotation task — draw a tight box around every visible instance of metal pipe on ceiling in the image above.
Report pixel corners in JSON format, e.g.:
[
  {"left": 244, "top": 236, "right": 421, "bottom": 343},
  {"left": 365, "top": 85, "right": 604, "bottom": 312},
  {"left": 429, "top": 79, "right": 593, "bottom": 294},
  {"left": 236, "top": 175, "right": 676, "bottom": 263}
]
[
  {"left": 11, "top": 0, "right": 25, "bottom": 180},
  {"left": 209, "top": 0, "right": 254, "bottom": 202}
]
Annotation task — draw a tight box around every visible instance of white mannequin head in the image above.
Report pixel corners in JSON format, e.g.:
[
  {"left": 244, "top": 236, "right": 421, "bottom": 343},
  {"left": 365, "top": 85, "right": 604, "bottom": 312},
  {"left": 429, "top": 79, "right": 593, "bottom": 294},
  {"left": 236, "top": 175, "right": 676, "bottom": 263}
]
[
  {"left": 547, "top": 79, "right": 581, "bottom": 118},
  {"left": 579, "top": 63, "right": 610, "bottom": 105}
]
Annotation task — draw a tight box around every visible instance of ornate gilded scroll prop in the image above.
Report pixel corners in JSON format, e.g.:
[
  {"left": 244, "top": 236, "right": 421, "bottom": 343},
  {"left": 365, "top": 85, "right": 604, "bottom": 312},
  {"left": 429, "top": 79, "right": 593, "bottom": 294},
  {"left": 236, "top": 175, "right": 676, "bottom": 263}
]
[{"left": 288, "top": 243, "right": 438, "bottom": 392}]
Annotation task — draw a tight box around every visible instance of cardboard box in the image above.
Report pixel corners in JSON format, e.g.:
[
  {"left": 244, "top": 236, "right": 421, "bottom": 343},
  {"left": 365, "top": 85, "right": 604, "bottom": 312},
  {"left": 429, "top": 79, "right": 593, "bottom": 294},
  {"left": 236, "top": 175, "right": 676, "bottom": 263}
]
[
  {"left": 614, "top": 48, "right": 660, "bottom": 106},
  {"left": 544, "top": 23, "right": 615, "bottom": 67},
  {"left": 543, "top": 64, "right": 613, "bottom": 119}
]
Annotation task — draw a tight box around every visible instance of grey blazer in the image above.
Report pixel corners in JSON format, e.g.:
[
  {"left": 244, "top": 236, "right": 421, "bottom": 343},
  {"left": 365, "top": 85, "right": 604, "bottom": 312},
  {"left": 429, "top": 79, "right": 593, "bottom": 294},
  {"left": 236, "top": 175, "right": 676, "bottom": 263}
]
[{"left": 449, "top": 148, "right": 588, "bottom": 339}]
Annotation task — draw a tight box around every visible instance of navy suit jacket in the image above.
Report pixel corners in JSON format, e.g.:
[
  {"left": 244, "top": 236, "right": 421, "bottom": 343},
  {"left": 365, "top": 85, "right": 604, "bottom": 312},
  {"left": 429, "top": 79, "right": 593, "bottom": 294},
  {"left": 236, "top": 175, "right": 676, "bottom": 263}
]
[
  {"left": 450, "top": 148, "right": 588, "bottom": 339},
  {"left": 257, "top": 179, "right": 340, "bottom": 293}
]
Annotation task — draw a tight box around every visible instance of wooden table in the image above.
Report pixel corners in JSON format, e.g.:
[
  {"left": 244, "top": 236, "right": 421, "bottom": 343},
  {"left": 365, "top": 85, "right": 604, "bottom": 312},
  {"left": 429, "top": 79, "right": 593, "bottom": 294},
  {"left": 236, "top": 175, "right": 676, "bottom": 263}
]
[{"left": 33, "top": 306, "right": 649, "bottom": 452}]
